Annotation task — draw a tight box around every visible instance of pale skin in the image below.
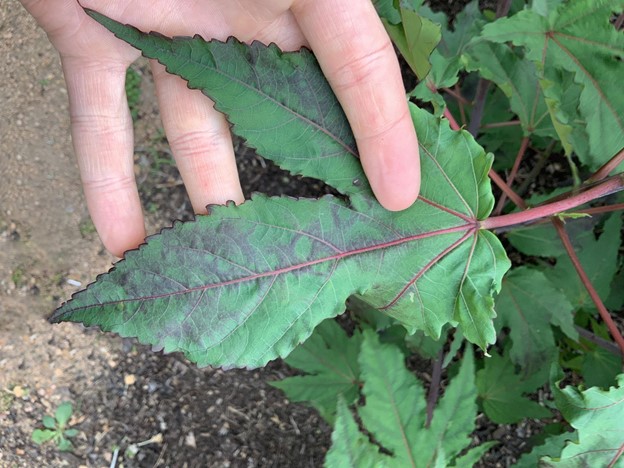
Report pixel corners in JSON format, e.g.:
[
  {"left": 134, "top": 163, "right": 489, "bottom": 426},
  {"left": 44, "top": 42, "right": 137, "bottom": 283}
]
[{"left": 20, "top": 0, "right": 421, "bottom": 257}]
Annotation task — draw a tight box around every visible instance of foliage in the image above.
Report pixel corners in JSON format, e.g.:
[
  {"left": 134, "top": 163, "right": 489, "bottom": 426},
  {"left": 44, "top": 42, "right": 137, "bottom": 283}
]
[
  {"left": 49, "top": 1, "right": 624, "bottom": 466},
  {"left": 31, "top": 402, "right": 78, "bottom": 452},
  {"left": 324, "top": 330, "right": 497, "bottom": 467}
]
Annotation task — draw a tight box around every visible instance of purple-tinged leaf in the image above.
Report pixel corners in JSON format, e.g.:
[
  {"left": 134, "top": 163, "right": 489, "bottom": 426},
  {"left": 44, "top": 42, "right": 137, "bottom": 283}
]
[{"left": 51, "top": 13, "right": 510, "bottom": 369}]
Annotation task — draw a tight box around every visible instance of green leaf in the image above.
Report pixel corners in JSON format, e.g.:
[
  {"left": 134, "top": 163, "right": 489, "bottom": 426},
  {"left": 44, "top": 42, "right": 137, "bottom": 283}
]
[
  {"left": 546, "top": 213, "right": 622, "bottom": 310},
  {"left": 463, "top": 42, "right": 555, "bottom": 137},
  {"left": 358, "top": 332, "right": 486, "bottom": 466},
  {"left": 481, "top": 0, "right": 624, "bottom": 169},
  {"left": 42, "top": 415, "right": 56, "bottom": 430},
  {"left": 507, "top": 215, "right": 597, "bottom": 258},
  {"left": 270, "top": 320, "right": 361, "bottom": 422},
  {"left": 63, "top": 429, "right": 79, "bottom": 438},
  {"left": 393, "top": 6, "right": 442, "bottom": 80},
  {"left": 420, "top": 348, "right": 479, "bottom": 465},
  {"left": 581, "top": 346, "right": 622, "bottom": 389},
  {"left": 452, "top": 441, "right": 499, "bottom": 467},
  {"left": 54, "top": 402, "right": 73, "bottom": 427},
  {"left": 57, "top": 438, "right": 73, "bottom": 452},
  {"left": 32, "top": 429, "right": 57, "bottom": 444},
  {"left": 357, "top": 330, "right": 426, "bottom": 467},
  {"left": 324, "top": 397, "right": 389, "bottom": 468},
  {"left": 513, "top": 431, "right": 575, "bottom": 467},
  {"left": 372, "top": 0, "right": 402, "bottom": 25},
  {"left": 476, "top": 351, "right": 551, "bottom": 424},
  {"left": 377, "top": 1, "right": 442, "bottom": 79},
  {"left": 83, "top": 9, "right": 366, "bottom": 199},
  {"left": 495, "top": 267, "right": 576, "bottom": 382},
  {"left": 412, "top": 1, "right": 485, "bottom": 109},
  {"left": 543, "top": 373, "right": 624, "bottom": 466},
  {"left": 52, "top": 11, "right": 510, "bottom": 369}
]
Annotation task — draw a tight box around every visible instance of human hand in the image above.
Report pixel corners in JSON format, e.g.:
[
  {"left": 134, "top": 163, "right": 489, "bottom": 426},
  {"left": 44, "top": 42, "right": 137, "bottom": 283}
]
[{"left": 20, "top": 0, "right": 420, "bottom": 257}]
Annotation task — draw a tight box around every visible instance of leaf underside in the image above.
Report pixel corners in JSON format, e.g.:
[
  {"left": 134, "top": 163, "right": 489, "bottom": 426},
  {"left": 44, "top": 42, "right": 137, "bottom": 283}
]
[{"left": 51, "top": 10, "right": 510, "bottom": 369}]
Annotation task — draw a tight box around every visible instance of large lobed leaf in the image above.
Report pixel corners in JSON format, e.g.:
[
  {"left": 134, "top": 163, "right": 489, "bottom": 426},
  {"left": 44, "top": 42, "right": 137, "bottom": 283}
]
[
  {"left": 542, "top": 371, "right": 624, "bottom": 467},
  {"left": 326, "top": 331, "right": 495, "bottom": 467},
  {"left": 51, "top": 11, "right": 510, "bottom": 369},
  {"left": 269, "top": 319, "right": 361, "bottom": 423},
  {"left": 481, "top": 0, "right": 624, "bottom": 169}
]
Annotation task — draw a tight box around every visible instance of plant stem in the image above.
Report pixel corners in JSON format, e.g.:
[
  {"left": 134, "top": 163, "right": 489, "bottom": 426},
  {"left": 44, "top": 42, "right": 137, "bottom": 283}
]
[
  {"left": 496, "top": 0, "right": 513, "bottom": 18},
  {"left": 455, "top": 84, "right": 468, "bottom": 126},
  {"left": 482, "top": 173, "right": 624, "bottom": 230},
  {"left": 488, "top": 169, "right": 527, "bottom": 209},
  {"left": 481, "top": 120, "right": 521, "bottom": 130},
  {"left": 616, "top": 12, "right": 624, "bottom": 30},
  {"left": 554, "top": 219, "right": 624, "bottom": 357},
  {"left": 578, "top": 203, "right": 624, "bottom": 216},
  {"left": 467, "top": 79, "right": 491, "bottom": 136},
  {"left": 425, "top": 349, "right": 444, "bottom": 429},
  {"left": 494, "top": 136, "right": 531, "bottom": 215},
  {"left": 444, "top": 107, "right": 461, "bottom": 131},
  {"left": 442, "top": 86, "right": 470, "bottom": 105},
  {"left": 586, "top": 146, "right": 624, "bottom": 183},
  {"left": 575, "top": 326, "right": 623, "bottom": 357},
  {"left": 516, "top": 141, "right": 556, "bottom": 197}
]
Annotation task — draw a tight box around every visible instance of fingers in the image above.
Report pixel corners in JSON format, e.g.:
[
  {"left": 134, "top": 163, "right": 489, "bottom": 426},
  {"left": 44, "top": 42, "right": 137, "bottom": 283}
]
[
  {"left": 62, "top": 57, "right": 145, "bottom": 257},
  {"left": 292, "top": 0, "right": 420, "bottom": 210},
  {"left": 151, "top": 62, "right": 244, "bottom": 212}
]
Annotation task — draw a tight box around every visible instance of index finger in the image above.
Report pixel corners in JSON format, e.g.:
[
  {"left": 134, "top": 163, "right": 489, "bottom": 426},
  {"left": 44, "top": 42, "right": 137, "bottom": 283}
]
[{"left": 292, "top": 0, "right": 420, "bottom": 211}]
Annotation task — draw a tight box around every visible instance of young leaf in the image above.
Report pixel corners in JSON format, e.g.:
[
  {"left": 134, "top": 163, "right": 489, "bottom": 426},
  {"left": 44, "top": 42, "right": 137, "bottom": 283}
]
[
  {"left": 543, "top": 372, "right": 624, "bottom": 466},
  {"left": 51, "top": 11, "right": 510, "bottom": 369},
  {"left": 476, "top": 351, "right": 551, "bottom": 424},
  {"left": 57, "top": 438, "right": 73, "bottom": 452},
  {"left": 32, "top": 429, "right": 57, "bottom": 445},
  {"left": 63, "top": 429, "right": 79, "bottom": 438},
  {"left": 42, "top": 415, "right": 56, "bottom": 430},
  {"left": 495, "top": 267, "right": 576, "bottom": 382},
  {"left": 384, "top": 4, "right": 442, "bottom": 80},
  {"left": 481, "top": 0, "right": 624, "bottom": 169},
  {"left": 54, "top": 402, "right": 72, "bottom": 427},
  {"left": 358, "top": 331, "right": 488, "bottom": 466},
  {"left": 324, "top": 397, "right": 389, "bottom": 468},
  {"left": 270, "top": 320, "right": 361, "bottom": 422}
]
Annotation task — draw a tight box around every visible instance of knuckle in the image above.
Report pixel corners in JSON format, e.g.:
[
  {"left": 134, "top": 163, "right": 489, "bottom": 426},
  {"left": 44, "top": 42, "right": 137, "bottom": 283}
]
[
  {"left": 169, "top": 129, "right": 231, "bottom": 163},
  {"left": 82, "top": 173, "right": 135, "bottom": 195},
  {"left": 330, "top": 39, "right": 394, "bottom": 93}
]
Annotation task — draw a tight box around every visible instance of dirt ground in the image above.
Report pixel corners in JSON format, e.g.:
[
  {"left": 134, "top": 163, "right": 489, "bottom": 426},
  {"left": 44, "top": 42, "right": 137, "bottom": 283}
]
[{"left": 1, "top": 3, "right": 334, "bottom": 467}]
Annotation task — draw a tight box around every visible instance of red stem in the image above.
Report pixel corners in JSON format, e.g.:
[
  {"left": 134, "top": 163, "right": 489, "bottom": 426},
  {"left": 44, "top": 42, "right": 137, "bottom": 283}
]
[
  {"left": 579, "top": 203, "right": 624, "bottom": 216},
  {"left": 586, "top": 147, "right": 624, "bottom": 183},
  {"left": 444, "top": 107, "right": 461, "bottom": 131},
  {"left": 488, "top": 169, "right": 527, "bottom": 209},
  {"left": 615, "top": 12, "right": 624, "bottom": 30},
  {"left": 553, "top": 219, "right": 624, "bottom": 357},
  {"left": 482, "top": 174, "right": 624, "bottom": 230},
  {"left": 494, "top": 136, "right": 531, "bottom": 215}
]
